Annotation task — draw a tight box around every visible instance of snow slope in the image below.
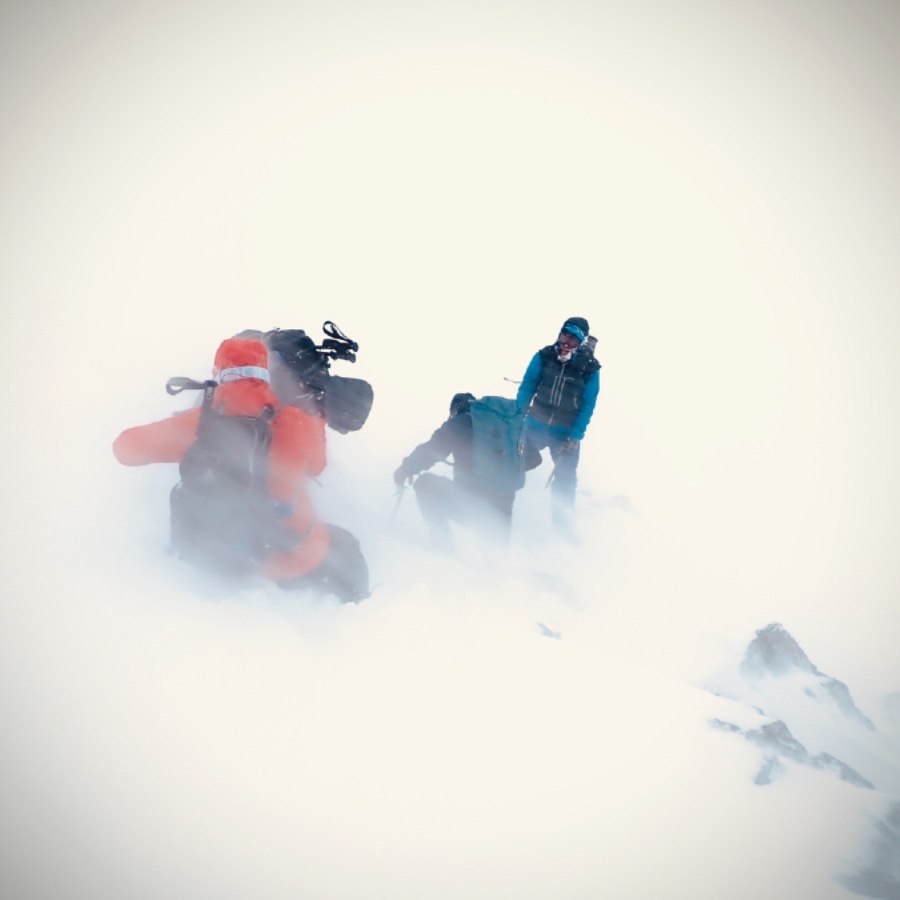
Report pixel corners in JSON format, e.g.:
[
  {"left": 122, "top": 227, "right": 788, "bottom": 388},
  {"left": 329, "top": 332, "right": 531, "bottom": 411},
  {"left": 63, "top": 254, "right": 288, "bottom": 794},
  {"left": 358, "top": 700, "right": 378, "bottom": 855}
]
[{"left": 2, "top": 2, "right": 899, "bottom": 898}]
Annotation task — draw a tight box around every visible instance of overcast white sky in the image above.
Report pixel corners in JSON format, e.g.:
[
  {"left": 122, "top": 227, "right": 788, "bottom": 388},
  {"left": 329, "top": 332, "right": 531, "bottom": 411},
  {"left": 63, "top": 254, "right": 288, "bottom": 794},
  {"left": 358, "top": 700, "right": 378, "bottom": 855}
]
[{"left": 1, "top": 2, "right": 899, "bottom": 897}]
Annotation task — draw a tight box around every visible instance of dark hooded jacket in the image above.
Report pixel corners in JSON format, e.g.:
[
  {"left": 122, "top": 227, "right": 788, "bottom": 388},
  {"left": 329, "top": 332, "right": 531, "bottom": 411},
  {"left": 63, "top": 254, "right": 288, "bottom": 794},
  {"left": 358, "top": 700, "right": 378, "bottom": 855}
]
[
  {"left": 400, "top": 407, "right": 480, "bottom": 493},
  {"left": 399, "top": 395, "right": 541, "bottom": 497}
]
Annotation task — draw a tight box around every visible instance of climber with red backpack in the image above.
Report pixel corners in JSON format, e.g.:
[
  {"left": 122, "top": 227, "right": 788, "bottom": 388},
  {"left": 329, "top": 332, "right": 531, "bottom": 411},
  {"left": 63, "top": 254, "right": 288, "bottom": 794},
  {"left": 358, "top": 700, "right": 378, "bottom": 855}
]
[{"left": 113, "top": 336, "right": 369, "bottom": 602}]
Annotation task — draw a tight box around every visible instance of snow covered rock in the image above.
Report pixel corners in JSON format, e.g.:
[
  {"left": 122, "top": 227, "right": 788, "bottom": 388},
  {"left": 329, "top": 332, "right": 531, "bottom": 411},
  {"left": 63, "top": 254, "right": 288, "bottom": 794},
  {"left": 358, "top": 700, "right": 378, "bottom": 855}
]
[{"left": 740, "top": 622, "right": 875, "bottom": 730}]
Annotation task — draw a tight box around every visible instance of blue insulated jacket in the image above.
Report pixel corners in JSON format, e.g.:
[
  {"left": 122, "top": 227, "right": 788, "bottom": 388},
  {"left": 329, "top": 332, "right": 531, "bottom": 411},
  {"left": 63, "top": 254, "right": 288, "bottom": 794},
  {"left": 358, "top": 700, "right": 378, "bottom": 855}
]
[{"left": 516, "top": 344, "right": 600, "bottom": 440}]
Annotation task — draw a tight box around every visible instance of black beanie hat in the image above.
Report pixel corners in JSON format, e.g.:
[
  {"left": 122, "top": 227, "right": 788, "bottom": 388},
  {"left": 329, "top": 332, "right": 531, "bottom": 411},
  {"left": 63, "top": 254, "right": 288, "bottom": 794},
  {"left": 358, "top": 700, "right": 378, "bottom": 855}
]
[
  {"left": 561, "top": 317, "right": 590, "bottom": 341},
  {"left": 450, "top": 392, "right": 476, "bottom": 416}
]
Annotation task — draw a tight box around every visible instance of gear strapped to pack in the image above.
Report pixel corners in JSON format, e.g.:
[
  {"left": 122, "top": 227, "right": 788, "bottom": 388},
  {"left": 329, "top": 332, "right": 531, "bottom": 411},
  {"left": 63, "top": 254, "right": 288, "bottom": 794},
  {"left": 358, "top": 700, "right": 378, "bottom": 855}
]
[{"left": 266, "top": 322, "right": 374, "bottom": 434}]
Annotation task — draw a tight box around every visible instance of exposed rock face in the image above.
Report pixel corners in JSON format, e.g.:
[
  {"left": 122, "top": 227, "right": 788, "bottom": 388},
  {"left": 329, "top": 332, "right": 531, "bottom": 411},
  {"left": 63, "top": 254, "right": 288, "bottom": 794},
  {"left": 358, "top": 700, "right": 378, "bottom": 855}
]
[
  {"left": 706, "top": 622, "right": 888, "bottom": 790},
  {"left": 837, "top": 801, "right": 900, "bottom": 900},
  {"left": 710, "top": 717, "right": 874, "bottom": 789},
  {"left": 740, "top": 622, "right": 816, "bottom": 678},
  {"left": 740, "top": 623, "right": 875, "bottom": 731},
  {"left": 707, "top": 622, "right": 899, "bottom": 898}
]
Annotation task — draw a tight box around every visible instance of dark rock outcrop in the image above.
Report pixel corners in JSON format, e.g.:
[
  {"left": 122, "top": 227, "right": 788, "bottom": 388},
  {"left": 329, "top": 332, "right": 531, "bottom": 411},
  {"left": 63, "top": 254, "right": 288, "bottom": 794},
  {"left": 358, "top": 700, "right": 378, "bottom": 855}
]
[
  {"left": 710, "top": 716, "right": 874, "bottom": 789},
  {"left": 740, "top": 623, "right": 875, "bottom": 730},
  {"left": 837, "top": 801, "right": 900, "bottom": 900}
]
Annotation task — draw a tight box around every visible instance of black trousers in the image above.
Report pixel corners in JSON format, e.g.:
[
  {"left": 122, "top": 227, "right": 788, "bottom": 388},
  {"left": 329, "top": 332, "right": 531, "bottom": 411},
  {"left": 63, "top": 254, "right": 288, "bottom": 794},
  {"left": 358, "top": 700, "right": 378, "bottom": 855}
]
[
  {"left": 279, "top": 524, "right": 370, "bottom": 603},
  {"left": 413, "top": 472, "right": 514, "bottom": 551}
]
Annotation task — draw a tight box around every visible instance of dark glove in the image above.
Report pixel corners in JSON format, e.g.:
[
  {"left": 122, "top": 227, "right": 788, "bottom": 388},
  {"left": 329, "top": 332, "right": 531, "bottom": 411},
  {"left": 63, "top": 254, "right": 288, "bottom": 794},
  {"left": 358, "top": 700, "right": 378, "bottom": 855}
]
[
  {"left": 393, "top": 465, "right": 413, "bottom": 487},
  {"left": 560, "top": 439, "right": 580, "bottom": 455}
]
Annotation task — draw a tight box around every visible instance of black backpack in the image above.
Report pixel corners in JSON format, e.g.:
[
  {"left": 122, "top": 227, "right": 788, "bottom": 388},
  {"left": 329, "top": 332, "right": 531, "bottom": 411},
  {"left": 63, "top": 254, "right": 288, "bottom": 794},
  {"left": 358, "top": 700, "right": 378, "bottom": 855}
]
[{"left": 165, "top": 378, "right": 297, "bottom": 576}]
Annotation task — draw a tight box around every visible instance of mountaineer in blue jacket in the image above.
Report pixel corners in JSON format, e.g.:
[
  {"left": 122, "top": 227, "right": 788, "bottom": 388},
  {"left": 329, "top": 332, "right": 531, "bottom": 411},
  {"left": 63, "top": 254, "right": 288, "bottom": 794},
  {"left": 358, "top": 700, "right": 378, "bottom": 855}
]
[{"left": 516, "top": 316, "right": 601, "bottom": 536}]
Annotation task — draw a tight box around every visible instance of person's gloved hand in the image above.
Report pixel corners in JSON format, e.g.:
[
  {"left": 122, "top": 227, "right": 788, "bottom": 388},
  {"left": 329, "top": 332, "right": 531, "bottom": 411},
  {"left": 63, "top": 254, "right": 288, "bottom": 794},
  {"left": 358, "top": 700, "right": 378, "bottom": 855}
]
[
  {"left": 393, "top": 465, "right": 413, "bottom": 487},
  {"left": 560, "top": 438, "right": 580, "bottom": 455}
]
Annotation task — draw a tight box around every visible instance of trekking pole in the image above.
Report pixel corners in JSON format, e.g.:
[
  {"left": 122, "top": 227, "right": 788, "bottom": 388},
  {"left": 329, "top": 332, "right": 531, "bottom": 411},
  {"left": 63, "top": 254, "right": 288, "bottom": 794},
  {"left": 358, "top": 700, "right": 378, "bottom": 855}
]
[{"left": 546, "top": 440, "right": 575, "bottom": 487}]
